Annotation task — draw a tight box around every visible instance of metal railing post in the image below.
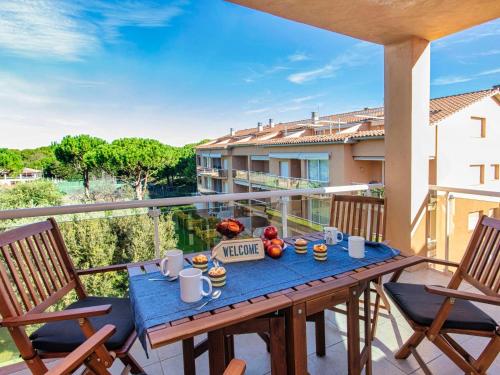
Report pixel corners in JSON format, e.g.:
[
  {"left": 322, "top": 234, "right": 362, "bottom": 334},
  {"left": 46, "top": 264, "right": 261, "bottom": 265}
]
[
  {"left": 281, "top": 196, "right": 289, "bottom": 238},
  {"left": 148, "top": 207, "right": 161, "bottom": 258}
]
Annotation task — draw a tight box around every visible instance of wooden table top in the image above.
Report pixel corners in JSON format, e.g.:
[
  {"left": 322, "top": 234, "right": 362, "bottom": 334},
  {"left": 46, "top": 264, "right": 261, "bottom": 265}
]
[{"left": 127, "top": 232, "right": 423, "bottom": 349}]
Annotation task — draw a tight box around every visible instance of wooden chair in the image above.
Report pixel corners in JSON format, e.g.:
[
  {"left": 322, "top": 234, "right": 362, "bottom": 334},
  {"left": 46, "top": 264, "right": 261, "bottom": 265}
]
[
  {"left": 0, "top": 218, "right": 144, "bottom": 374},
  {"left": 224, "top": 359, "right": 246, "bottom": 375},
  {"left": 384, "top": 215, "right": 499, "bottom": 374},
  {"left": 45, "top": 325, "right": 116, "bottom": 375},
  {"left": 328, "top": 194, "right": 390, "bottom": 336}
]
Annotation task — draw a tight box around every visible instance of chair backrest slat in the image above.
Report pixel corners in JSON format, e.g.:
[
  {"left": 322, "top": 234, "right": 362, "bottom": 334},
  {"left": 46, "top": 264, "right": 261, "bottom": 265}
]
[
  {"left": 330, "top": 194, "right": 386, "bottom": 242},
  {"left": 453, "top": 216, "right": 500, "bottom": 296},
  {"left": 17, "top": 239, "right": 48, "bottom": 300},
  {"left": 25, "top": 236, "right": 56, "bottom": 294},
  {"left": 1, "top": 244, "right": 34, "bottom": 311}
]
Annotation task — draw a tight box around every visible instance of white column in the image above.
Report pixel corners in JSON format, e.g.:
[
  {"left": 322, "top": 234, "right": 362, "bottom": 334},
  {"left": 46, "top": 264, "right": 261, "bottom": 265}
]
[{"left": 384, "top": 37, "right": 431, "bottom": 255}]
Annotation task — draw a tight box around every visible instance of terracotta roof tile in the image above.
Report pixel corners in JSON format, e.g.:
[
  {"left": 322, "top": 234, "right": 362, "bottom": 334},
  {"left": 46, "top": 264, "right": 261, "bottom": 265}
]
[
  {"left": 196, "top": 88, "right": 498, "bottom": 149},
  {"left": 255, "top": 129, "right": 385, "bottom": 146}
]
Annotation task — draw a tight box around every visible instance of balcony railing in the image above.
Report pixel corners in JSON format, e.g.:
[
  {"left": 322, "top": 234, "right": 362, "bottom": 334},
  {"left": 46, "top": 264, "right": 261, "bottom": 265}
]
[
  {"left": 0, "top": 183, "right": 379, "bottom": 256},
  {"left": 196, "top": 166, "right": 228, "bottom": 178},
  {"left": 428, "top": 185, "right": 500, "bottom": 272},
  {"left": 232, "top": 169, "right": 329, "bottom": 190}
]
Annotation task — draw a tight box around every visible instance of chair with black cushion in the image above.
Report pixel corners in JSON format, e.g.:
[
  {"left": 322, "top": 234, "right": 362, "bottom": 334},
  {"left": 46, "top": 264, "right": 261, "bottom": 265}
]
[
  {"left": 0, "top": 218, "right": 143, "bottom": 374},
  {"left": 384, "top": 215, "right": 499, "bottom": 374},
  {"left": 45, "top": 324, "right": 117, "bottom": 375}
]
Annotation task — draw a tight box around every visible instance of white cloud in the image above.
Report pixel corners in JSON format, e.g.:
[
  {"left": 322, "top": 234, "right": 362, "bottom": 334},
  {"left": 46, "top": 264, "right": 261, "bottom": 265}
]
[
  {"left": 432, "top": 67, "right": 500, "bottom": 86},
  {"left": 288, "top": 52, "right": 309, "bottom": 62},
  {"left": 432, "top": 76, "right": 473, "bottom": 86},
  {"left": 288, "top": 65, "right": 335, "bottom": 84},
  {"left": 291, "top": 94, "right": 324, "bottom": 103},
  {"left": 244, "top": 107, "right": 271, "bottom": 115},
  {"left": 0, "top": 0, "right": 187, "bottom": 60},
  {"left": 287, "top": 42, "right": 379, "bottom": 84},
  {"left": 0, "top": 72, "right": 60, "bottom": 105},
  {"left": 434, "top": 20, "right": 500, "bottom": 50},
  {"left": 477, "top": 68, "right": 500, "bottom": 76}
]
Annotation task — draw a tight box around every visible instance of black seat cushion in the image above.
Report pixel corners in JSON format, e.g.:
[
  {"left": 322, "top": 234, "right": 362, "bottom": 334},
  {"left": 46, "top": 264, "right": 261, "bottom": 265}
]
[
  {"left": 30, "top": 296, "right": 134, "bottom": 352},
  {"left": 384, "top": 283, "right": 497, "bottom": 332}
]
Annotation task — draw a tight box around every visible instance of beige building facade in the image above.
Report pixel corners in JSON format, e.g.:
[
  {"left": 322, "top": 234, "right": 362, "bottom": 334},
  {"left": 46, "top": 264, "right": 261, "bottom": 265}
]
[{"left": 196, "top": 88, "right": 499, "bottom": 255}]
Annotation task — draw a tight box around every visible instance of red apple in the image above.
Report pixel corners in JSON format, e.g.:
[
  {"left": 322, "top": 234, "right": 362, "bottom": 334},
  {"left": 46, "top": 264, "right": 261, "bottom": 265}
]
[
  {"left": 266, "top": 244, "right": 283, "bottom": 259},
  {"left": 262, "top": 239, "right": 271, "bottom": 250},
  {"left": 270, "top": 238, "right": 284, "bottom": 247},
  {"left": 263, "top": 226, "right": 278, "bottom": 240}
]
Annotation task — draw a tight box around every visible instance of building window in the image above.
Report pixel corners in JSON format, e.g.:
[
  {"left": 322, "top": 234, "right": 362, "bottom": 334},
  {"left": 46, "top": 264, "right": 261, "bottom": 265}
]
[
  {"left": 471, "top": 116, "right": 486, "bottom": 138},
  {"left": 468, "top": 211, "right": 482, "bottom": 231},
  {"left": 307, "top": 160, "right": 329, "bottom": 182},
  {"left": 492, "top": 164, "right": 499, "bottom": 180},
  {"left": 470, "top": 164, "right": 485, "bottom": 185}
]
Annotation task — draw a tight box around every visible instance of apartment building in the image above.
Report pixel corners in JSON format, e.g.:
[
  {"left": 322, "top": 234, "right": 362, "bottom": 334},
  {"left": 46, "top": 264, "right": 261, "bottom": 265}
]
[
  {"left": 197, "top": 87, "right": 499, "bottom": 190},
  {"left": 195, "top": 87, "right": 499, "bottom": 228}
]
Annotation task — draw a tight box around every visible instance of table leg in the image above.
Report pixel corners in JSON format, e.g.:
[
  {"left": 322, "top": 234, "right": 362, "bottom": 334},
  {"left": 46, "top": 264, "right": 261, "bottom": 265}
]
[
  {"left": 347, "top": 286, "right": 361, "bottom": 375},
  {"left": 182, "top": 338, "right": 196, "bottom": 375},
  {"left": 208, "top": 329, "right": 226, "bottom": 375},
  {"left": 224, "top": 335, "right": 235, "bottom": 366},
  {"left": 363, "top": 285, "right": 373, "bottom": 375},
  {"left": 270, "top": 316, "right": 287, "bottom": 375},
  {"left": 286, "top": 303, "right": 307, "bottom": 375}
]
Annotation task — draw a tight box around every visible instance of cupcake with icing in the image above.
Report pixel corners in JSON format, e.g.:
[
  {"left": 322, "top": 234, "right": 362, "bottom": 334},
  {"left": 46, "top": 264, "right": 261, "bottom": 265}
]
[
  {"left": 313, "top": 243, "right": 328, "bottom": 261},
  {"left": 192, "top": 254, "right": 209, "bottom": 273},
  {"left": 294, "top": 238, "right": 308, "bottom": 254},
  {"left": 208, "top": 266, "right": 226, "bottom": 287}
]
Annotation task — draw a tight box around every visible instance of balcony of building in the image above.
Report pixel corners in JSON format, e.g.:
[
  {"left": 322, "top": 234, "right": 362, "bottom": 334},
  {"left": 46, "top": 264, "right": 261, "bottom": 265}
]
[
  {"left": 1, "top": 184, "right": 498, "bottom": 374},
  {"left": 1, "top": 0, "right": 499, "bottom": 374}
]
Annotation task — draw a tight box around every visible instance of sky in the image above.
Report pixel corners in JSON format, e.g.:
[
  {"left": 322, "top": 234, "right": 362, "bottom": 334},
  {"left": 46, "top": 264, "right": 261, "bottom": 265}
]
[{"left": 0, "top": 0, "right": 499, "bottom": 149}]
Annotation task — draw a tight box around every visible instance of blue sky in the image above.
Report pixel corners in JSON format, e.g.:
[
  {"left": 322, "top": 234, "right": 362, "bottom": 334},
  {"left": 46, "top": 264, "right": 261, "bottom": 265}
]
[{"left": 0, "top": 0, "right": 499, "bottom": 148}]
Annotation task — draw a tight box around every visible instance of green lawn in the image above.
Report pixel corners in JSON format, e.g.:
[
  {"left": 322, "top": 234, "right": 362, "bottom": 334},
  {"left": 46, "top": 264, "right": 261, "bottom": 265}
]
[{"left": 0, "top": 327, "right": 21, "bottom": 367}]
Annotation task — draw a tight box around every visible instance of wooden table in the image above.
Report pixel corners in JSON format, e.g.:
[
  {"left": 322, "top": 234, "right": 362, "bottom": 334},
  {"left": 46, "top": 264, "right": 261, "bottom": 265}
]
[
  {"left": 128, "top": 259, "right": 292, "bottom": 375},
  {"left": 128, "top": 233, "right": 424, "bottom": 375}
]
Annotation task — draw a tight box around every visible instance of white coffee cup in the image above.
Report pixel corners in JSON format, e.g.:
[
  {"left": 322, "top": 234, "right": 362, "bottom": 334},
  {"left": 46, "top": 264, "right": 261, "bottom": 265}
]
[
  {"left": 160, "top": 249, "right": 184, "bottom": 277},
  {"left": 179, "top": 268, "right": 212, "bottom": 303},
  {"left": 348, "top": 236, "right": 365, "bottom": 258},
  {"left": 324, "top": 227, "right": 344, "bottom": 245}
]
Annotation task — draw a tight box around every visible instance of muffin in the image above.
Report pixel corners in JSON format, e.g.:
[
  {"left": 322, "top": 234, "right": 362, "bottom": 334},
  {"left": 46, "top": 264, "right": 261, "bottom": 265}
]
[
  {"left": 208, "top": 266, "right": 227, "bottom": 287},
  {"left": 294, "top": 238, "right": 308, "bottom": 254},
  {"left": 313, "top": 244, "right": 328, "bottom": 261},
  {"left": 192, "top": 254, "right": 209, "bottom": 273}
]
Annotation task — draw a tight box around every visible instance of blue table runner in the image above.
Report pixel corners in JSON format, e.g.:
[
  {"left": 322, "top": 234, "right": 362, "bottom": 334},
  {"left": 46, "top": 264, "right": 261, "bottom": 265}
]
[{"left": 129, "top": 238, "right": 399, "bottom": 350}]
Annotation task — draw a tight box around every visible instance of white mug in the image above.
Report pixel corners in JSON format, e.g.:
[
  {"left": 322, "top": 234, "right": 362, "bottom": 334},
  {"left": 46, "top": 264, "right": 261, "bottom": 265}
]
[
  {"left": 160, "top": 249, "right": 184, "bottom": 277},
  {"left": 179, "top": 268, "right": 212, "bottom": 303},
  {"left": 324, "top": 227, "right": 344, "bottom": 245},
  {"left": 348, "top": 236, "right": 365, "bottom": 258}
]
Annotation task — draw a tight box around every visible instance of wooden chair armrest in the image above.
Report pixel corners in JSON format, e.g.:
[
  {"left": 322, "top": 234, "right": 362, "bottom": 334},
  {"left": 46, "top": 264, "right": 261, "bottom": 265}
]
[
  {"left": 425, "top": 286, "right": 500, "bottom": 306},
  {"left": 77, "top": 259, "right": 161, "bottom": 275},
  {"left": 421, "top": 257, "right": 460, "bottom": 268},
  {"left": 0, "top": 305, "right": 112, "bottom": 327},
  {"left": 45, "top": 324, "right": 116, "bottom": 375},
  {"left": 224, "top": 359, "right": 246, "bottom": 375}
]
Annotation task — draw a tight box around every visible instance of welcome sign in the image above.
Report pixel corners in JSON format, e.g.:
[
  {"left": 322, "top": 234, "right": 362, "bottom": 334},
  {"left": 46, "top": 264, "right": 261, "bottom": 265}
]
[{"left": 212, "top": 238, "right": 265, "bottom": 263}]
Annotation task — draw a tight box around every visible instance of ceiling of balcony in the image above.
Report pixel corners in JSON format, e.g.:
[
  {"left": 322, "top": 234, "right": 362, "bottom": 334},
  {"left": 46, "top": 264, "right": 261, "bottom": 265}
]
[{"left": 227, "top": 0, "right": 500, "bottom": 45}]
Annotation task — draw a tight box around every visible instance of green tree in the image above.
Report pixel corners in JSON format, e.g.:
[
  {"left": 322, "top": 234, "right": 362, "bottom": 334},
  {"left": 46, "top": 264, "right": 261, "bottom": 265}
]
[
  {"left": 54, "top": 135, "right": 106, "bottom": 197},
  {"left": 0, "top": 180, "right": 63, "bottom": 209},
  {"left": 85, "top": 138, "right": 173, "bottom": 200},
  {"left": 59, "top": 211, "right": 178, "bottom": 297},
  {"left": 0, "top": 148, "right": 23, "bottom": 177}
]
